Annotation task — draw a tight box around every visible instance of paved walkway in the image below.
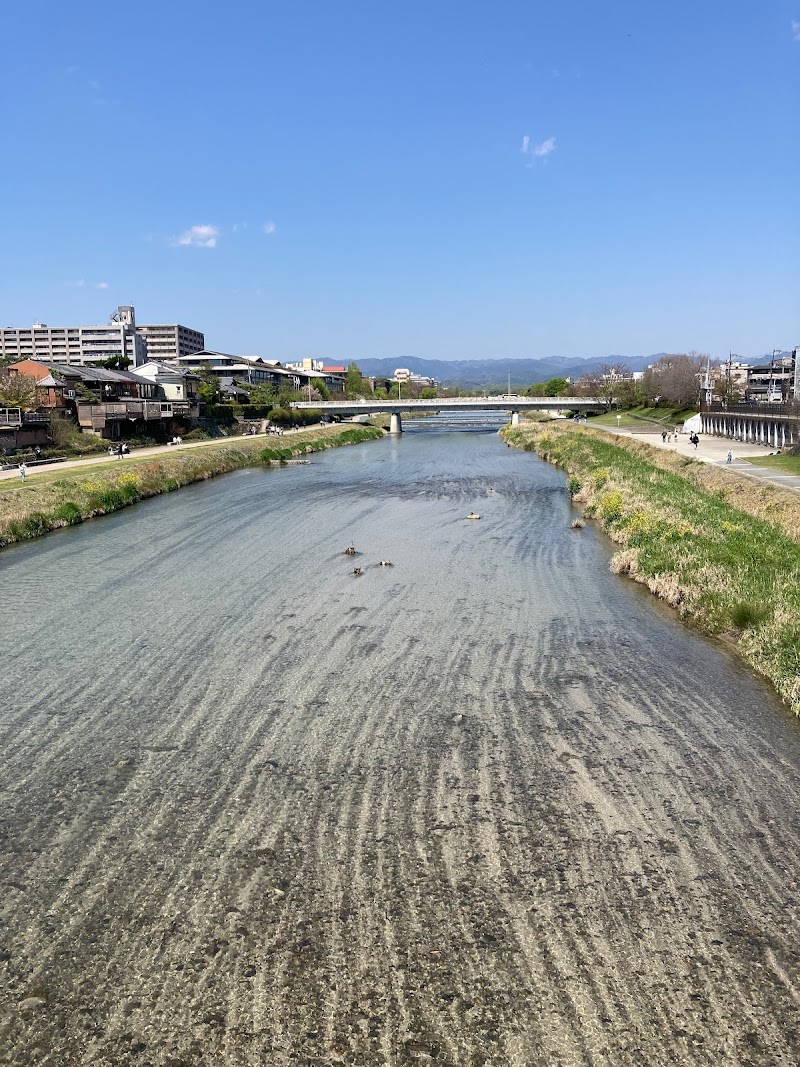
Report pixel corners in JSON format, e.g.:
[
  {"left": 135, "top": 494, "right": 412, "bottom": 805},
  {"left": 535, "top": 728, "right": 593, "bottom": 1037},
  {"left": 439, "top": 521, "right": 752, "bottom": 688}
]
[
  {"left": 0, "top": 429, "right": 304, "bottom": 483},
  {"left": 606, "top": 427, "right": 800, "bottom": 494}
]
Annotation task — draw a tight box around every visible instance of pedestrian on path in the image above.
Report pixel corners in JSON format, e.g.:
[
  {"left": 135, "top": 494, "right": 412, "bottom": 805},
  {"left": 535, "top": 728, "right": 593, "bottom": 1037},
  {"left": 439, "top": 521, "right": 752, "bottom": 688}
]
[
  {"left": 661, "top": 430, "right": 667, "bottom": 443},
  {"left": 18, "top": 462, "right": 26, "bottom": 482},
  {"left": 727, "top": 448, "right": 733, "bottom": 464}
]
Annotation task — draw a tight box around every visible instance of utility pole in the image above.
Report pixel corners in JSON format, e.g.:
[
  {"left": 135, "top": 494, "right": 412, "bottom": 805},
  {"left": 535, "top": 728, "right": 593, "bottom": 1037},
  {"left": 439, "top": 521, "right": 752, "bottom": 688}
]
[{"left": 770, "top": 349, "right": 781, "bottom": 403}]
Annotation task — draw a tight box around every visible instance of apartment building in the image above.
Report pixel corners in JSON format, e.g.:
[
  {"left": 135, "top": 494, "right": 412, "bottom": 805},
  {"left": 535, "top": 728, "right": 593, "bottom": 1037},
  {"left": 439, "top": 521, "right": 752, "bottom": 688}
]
[
  {"left": 0, "top": 305, "right": 204, "bottom": 368},
  {"left": 135, "top": 322, "right": 205, "bottom": 362},
  {"left": 0, "top": 306, "right": 147, "bottom": 367}
]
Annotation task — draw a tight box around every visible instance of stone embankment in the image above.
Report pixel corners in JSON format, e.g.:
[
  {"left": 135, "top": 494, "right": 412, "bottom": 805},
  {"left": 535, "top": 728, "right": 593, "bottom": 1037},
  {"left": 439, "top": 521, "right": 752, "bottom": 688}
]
[
  {"left": 503, "top": 421, "right": 800, "bottom": 714},
  {"left": 0, "top": 425, "right": 383, "bottom": 550}
]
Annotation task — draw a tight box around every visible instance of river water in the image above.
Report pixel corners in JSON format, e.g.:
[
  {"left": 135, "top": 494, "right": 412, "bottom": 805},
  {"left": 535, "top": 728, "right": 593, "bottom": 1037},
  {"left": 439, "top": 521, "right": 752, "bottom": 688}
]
[{"left": 1, "top": 422, "right": 799, "bottom": 1066}]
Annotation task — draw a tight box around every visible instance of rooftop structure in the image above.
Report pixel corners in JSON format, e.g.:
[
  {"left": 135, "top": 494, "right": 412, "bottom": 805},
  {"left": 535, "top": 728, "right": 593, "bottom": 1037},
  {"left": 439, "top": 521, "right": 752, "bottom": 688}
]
[
  {"left": 8, "top": 358, "right": 154, "bottom": 400},
  {"left": 173, "top": 351, "right": 345, "bottom": 394},
  {"left": 172, "top": 350, "right": 295, "bottom": 386}
]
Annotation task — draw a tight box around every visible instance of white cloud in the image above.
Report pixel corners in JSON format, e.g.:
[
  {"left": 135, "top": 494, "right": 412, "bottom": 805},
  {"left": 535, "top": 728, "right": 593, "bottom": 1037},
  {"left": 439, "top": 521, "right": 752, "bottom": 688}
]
[
  {"left": 64, "top": 280, "right": 108, "bottom": 289},
  {"left": 173, "top": 224, "right": 220, "bottom": 248},
  {"left": 532, "top": 136, "right": 557, "bottom": 158},
  {"left": 96, "top": 281, "right": 109, "bottom": 289},
  {"left": 521, "top": 135, "right": 557, "bottom": 165},
  {"left": 231, "top": 222, "right": 248, "bottom": 233},
  {"left": 792, "top": 20, "right": 800, "bottom": 41},
  {"left": 263, "top": 220, "right": 277, "bottom": 236}
]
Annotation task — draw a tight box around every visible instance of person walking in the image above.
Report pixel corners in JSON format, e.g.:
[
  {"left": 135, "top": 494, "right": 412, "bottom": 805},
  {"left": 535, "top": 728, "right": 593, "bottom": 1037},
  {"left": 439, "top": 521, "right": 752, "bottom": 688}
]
[
  {"left": 727, "top": 448, "right": 733, "bottom": 464},
  {"left": 661, "top": 430, "right": 667, "bottom": 443},
  {"left": 18, "top": 461, "right": 27, "bottom": 482}
]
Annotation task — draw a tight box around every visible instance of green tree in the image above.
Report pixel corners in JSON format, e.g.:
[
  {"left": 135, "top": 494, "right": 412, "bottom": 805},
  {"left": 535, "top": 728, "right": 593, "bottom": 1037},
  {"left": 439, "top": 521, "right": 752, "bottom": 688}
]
[
  {"left": 526, "top": 377, "right": 570, "bottom": 398},
  {"left": 277, "top": 384, "right": 302, "bottom": 409},
  {"left": 311, "top": 378, "right": 331, "bottom": 401},
  {"left": 419, "top": 386, "right": 438, "bottom": 400},
  {"left": 543, "top": 377, "right": 569, "bottom": 397},
  {"left": 89, "top": 355, "right": 132, "bottom": 370},
  {"left": 247, "top": 382, "right": 279, "bottom": 408},
  {"left": 195, "top": 363, "right": 221, "bottom": 405},
  {"left": 345, "top": 362, "right": 368, "bottom": 398}
]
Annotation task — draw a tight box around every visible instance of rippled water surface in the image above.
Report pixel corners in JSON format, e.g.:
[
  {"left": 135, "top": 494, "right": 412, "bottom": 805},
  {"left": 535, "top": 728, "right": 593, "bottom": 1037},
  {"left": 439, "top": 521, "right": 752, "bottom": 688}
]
[{"left": 1, "top": 423, "right": 799, "bottom": 1066}]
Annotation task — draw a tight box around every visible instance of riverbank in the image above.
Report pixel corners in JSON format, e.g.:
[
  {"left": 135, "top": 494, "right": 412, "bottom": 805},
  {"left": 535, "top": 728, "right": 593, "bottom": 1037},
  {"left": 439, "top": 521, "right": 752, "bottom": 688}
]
[
  {"left": 0, "top": 424, "right": 383, "bottom": 549},
  {"left": 503, "top": 421, "right": 800, "bottom": 714}
]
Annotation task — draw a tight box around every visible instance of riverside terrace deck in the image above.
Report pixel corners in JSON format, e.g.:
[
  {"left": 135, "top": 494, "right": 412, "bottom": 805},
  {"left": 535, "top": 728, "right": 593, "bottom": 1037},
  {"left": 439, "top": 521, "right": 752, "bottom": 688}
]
[
  {"left": 700, "top": 401, "right": 800, "bottom": 449},
  {"left": 292, "top": 396, "right": 608, "bottom": 432}
]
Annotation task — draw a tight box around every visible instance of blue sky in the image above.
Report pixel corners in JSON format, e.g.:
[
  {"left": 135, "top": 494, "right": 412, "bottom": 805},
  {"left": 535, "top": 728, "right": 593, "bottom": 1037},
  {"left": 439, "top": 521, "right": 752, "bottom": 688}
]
[{"left": 2, "top": 1, "right": 798, "bottom": 363}]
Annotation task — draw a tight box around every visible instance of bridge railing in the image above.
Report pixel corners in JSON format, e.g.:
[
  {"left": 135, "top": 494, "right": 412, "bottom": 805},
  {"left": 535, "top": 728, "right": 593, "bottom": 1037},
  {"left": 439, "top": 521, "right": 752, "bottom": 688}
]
[
  {"left": 293, "top": 396, "right": 608, "bottom": 409},
  {"left": 703, "top": 400, "right": 800, "bottom": 418}
]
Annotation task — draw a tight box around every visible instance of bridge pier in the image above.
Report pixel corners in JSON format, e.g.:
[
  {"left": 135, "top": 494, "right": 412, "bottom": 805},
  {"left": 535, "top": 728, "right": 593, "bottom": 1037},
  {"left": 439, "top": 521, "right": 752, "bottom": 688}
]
[
  {"left": 510, "top": 411, "right": 520, "bottom": 427},
  {"left": 389, "top": 412, "right": 403, "bottom": 434}
]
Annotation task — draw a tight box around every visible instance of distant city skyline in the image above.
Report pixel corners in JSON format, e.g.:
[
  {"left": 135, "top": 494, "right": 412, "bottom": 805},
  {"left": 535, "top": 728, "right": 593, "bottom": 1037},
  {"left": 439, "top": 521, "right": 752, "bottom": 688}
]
[{"left": 2, "top": 1, "right": 798, "bottom": 363}]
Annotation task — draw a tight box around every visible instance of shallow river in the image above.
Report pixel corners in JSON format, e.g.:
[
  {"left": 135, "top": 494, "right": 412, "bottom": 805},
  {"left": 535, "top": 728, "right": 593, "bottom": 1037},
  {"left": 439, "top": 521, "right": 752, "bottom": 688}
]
[{"left": 1, "top": 423, "right": 799, "bottom": 1066}]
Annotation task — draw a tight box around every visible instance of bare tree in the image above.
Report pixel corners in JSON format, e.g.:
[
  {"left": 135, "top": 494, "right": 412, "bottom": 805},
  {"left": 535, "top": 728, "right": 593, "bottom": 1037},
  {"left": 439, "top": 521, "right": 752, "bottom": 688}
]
[
  {"left": 0, "top": 371, "right": 37, "bottom": 410},
  {"left": 576, "top": 361, "right": 630, "bottom": 411},
  {"left": 642, "top": 353, "right": 705, "bottom": 408}
]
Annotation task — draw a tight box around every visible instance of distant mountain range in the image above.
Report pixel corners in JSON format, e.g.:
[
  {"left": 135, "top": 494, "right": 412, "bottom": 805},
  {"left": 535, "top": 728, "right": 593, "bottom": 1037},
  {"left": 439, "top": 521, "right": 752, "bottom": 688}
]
[
  {"left": 354, "top": 352, "right": 795, "bottom": 388},
  {"left": 356, "top": 355, "right": 658, "bottom": 389}
]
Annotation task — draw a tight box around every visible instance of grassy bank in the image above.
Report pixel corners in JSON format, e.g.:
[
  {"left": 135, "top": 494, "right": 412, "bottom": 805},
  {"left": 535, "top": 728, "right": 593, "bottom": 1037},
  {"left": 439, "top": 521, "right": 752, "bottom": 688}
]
[
  {"left": 743, "top": 453, "right": 800, "bottom": 475},
  {"left": 503, "top": 421, "right": 800, "bottom": 714},
  {"left": 0, "top": 425, "right": 383, "bottom": 550},
  {"left": 589, "top": 405, "right": 697, "bottom": 429}
]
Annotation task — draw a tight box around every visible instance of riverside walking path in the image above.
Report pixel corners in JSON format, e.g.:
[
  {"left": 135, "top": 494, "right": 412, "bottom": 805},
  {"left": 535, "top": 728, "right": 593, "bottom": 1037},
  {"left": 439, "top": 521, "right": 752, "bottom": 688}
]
[
  {"left": 0, "top": 428, "right": 308, "bottom": 483},
  {"left": 605, "top": 425, "right": 800, "bottom": 494}
]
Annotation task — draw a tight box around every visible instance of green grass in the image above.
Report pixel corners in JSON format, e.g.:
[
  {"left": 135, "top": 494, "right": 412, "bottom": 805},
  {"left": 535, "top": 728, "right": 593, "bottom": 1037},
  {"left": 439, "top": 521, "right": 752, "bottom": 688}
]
[
  {"left": 503, "top": 421, "right": 800, "bottom": 715},
  {"left": 590, "top": 406, "right": 697, "bottom": 429},
  {"left": 742, "top": 453, "right": 800, "bottom": 475}
]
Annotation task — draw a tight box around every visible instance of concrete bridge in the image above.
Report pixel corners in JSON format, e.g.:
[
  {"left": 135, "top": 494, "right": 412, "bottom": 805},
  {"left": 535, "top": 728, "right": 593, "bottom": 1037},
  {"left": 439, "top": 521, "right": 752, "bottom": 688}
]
[{"left": 292, "top": 396, "right": 607, "bottom": 433}]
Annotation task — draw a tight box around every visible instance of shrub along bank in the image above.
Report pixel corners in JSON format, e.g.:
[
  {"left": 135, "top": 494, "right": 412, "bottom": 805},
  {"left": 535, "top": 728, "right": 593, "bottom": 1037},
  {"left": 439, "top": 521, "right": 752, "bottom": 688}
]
[
  {"left": 0, "top": 424, "right": 383, "bottom": 550},
  {"left": 502, "top": 421, "right": 800, "bottom": 715}
]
